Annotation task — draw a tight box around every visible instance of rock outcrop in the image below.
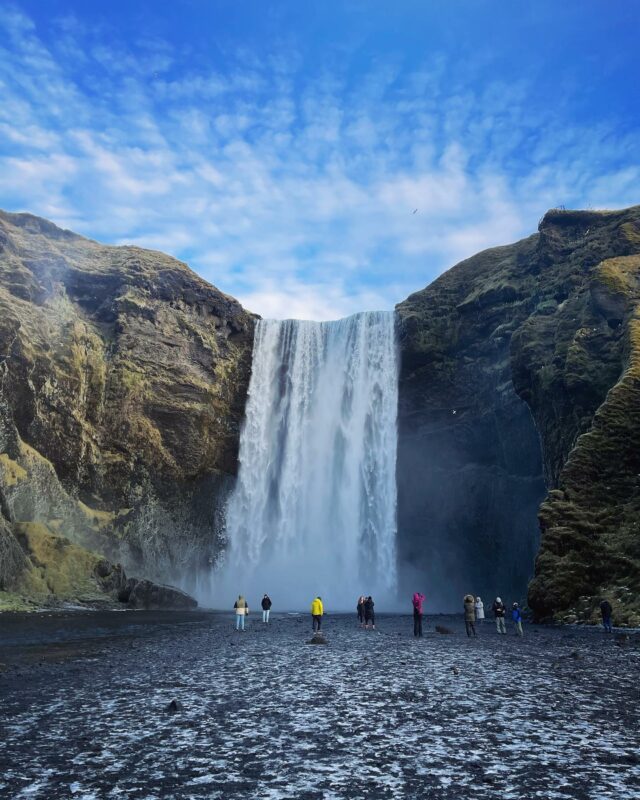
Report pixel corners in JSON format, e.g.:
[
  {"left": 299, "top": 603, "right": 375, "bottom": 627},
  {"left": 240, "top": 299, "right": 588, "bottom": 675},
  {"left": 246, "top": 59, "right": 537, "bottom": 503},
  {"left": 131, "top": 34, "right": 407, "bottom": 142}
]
[
  {"left": 397, "top": 206, "right": 640, "bottom": 625},
  {"left": 0, "top": 209, "right": 255, "bottom": 606},
  {"left": 0, "top": 516, "right": 196, "bottom": 611}
]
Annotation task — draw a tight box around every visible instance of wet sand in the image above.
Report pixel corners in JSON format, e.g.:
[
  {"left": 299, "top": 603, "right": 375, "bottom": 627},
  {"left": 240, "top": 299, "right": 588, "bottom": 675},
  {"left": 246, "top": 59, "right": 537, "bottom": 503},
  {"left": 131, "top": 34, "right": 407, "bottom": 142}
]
[{"left": 1, "top": 610, "right": 638, "bottom": 799}]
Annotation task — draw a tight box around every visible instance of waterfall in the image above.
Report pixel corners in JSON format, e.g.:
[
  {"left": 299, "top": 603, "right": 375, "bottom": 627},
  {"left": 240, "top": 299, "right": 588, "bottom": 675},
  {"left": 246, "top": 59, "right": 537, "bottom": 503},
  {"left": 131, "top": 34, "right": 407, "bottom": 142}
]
[{"left": 213, "top": 310, "right": 399, "bottom": 610}]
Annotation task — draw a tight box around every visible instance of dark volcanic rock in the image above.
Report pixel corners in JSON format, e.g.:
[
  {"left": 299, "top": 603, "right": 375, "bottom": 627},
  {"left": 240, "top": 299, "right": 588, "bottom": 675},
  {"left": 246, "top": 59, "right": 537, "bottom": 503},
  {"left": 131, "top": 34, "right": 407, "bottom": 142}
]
[
  {"left": 122, "top": 578, "right": 197, "bottom": 610},
  {"left": 396, "top": 234, "right": 546, "bottom": 609},
  {"left": 435, "top": 625, "right": 454, "bottom": 635},
  {"left": 397, "top": 205, "right": 640, "bottom": 625},
  {"left": 0, "top": 209, "right": 255, "bottom": 605}
]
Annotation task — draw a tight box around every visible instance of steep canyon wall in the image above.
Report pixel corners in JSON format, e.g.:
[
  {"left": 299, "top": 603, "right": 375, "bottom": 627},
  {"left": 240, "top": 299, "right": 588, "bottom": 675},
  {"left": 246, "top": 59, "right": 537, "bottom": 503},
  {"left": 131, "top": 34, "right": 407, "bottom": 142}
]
[
  {"left": 397, "top": 206, "right": 640, "bottom": 624},
  {"left": 0, "top": 210, "right": 254, "bottom": 607},
  {"left": 2, "top": 205, "right": 640, "bottom": 623}
]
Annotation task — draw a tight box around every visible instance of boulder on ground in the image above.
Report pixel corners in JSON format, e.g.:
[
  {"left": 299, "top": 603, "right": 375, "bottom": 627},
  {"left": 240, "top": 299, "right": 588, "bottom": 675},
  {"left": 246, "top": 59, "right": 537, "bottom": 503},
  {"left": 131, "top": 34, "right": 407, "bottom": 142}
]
[
  {"left": 121, "top": 578, "right": 197, "bottom": 610},
  {"left": 435, "top": 625, "right": 454, "bottom": 634}
]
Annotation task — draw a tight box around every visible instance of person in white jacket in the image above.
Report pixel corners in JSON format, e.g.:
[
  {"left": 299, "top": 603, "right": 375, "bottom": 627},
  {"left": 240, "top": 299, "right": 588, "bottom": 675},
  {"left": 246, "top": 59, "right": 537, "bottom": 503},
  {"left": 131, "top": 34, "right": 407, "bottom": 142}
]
[{"left": 475, "top": 596, "right": 485, "bottom": 625}]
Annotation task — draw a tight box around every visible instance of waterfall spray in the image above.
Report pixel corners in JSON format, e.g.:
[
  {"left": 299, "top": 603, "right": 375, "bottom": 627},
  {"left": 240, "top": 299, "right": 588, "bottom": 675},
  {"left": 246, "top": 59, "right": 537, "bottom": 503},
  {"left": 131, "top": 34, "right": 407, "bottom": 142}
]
[{"left": 211, "top": 311, "right": 399, "bottom": 610}]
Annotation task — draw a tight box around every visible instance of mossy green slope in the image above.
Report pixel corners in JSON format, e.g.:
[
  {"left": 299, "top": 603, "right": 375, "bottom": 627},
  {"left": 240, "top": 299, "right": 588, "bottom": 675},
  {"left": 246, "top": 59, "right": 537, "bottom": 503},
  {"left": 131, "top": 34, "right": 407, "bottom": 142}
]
[
  {"left": 398, "top": 206, "right": 640, "bottom": 624},
  {"left": 0, "top": 209, "right": 255, "bottom": 604}
]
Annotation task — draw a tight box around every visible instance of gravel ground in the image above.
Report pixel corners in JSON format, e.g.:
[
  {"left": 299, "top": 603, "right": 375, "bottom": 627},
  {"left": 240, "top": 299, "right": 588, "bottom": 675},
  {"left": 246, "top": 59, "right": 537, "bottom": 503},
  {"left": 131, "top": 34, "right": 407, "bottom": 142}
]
[{"left": 0, "top": 610, "right": 638, "bottom": 799}]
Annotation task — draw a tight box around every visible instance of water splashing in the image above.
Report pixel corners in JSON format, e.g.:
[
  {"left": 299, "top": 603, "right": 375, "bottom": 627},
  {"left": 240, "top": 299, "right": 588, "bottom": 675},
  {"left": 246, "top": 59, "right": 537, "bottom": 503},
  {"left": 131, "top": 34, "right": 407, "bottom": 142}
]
[{"left": 211, "top": 311, "right": 399, "bottom": 610}]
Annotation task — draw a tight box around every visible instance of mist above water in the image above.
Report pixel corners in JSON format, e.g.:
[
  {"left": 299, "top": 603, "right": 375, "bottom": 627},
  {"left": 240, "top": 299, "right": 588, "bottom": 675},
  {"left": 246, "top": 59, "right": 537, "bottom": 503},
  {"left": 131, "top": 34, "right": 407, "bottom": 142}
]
[{"left": 210, "top": 311, "right": 399, "bottom": 611}]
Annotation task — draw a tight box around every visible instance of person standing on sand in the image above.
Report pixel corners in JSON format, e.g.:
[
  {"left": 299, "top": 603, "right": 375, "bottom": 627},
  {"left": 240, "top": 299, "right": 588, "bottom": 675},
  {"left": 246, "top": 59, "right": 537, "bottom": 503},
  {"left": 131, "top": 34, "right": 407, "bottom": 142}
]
[
  {"left": 475, "top": 596, "right": 485, "bottom": 625},
  {"left": 234, "top": 595, "right": 249, "bottom": 631},
  {"left": 599, "top": 598, "right": 613, "bottom": 633},
  {"left": 261, "top": 594, "right": 272, "bottom": 623},
  {"left": 512, "top": 602, "right": 524, "bottom": 636},
  {"left": 357, "top": 596, "right": 366, "bottom": 627},
  {"left": 311, "top": 596, "right": 324, "bottom": 631},
  {"left": 413, "top": 592, "right": 425, "bottom": 637},
  {"left": 464, "top": 594, "right": 477, "bottom": 637},
  {"left": 493, "top": 597, "right": 507, "bottom": 634},
  {"left": 364, "top": 596, "right": 375, "bottom": 629}
]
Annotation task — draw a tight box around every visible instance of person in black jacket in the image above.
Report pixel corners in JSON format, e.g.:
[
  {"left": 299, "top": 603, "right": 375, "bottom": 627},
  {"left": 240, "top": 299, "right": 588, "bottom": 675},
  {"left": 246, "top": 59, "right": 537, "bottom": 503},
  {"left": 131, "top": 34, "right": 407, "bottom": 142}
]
[
  {"left": 492, "top": 597, "right": 506, "bottom": 635},
  {"left": 364, "top": 596, "right": 375, "bottom": 630},
  {"left": 599, "top": 598, "right": 613, "bottom": 633},
  {"left": 261, "top": 594, "right": 272, "bottom": 623}
]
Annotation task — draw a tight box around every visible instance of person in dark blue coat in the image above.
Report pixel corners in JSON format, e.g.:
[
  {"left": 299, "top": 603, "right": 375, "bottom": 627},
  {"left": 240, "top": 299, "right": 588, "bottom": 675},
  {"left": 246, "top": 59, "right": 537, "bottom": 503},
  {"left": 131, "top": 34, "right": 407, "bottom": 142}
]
[
  {"left": 512, "top": 603, "right": 523, "bottom": 636},
  {"left": 599, "top": 599, "right": 613, "bottom": 633}
]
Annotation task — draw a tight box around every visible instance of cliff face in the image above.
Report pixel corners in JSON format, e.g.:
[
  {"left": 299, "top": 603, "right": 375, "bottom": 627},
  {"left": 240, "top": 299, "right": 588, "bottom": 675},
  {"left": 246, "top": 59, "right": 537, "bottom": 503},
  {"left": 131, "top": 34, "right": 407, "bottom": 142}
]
[
  {"left": 396, "top": 234, "right": 546, "bottom": 610},
  {"left": 0, "top": 210, "right": 255, "bottom": 605},
  {"left": 3, "top": 205, "right": 639, "bottom": 623},
  {"left": 397, "top": 206, "right": 640, "bottom": 625}
]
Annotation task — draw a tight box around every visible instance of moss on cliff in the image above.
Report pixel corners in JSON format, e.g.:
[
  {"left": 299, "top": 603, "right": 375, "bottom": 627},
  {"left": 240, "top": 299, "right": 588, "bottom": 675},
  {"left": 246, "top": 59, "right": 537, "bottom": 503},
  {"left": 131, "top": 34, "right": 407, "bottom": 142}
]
[
  {"left": 0, "top": 516, "right": 196, "bottom": 611},
  {"left": 12, "top": 522, "right": 110, "bottom": 603},
  {"left": 0, "top": 208, "right": 255, "bottom": 602},
  {"left": 398, "top": 205, "right": 640, "bottom": 624}
]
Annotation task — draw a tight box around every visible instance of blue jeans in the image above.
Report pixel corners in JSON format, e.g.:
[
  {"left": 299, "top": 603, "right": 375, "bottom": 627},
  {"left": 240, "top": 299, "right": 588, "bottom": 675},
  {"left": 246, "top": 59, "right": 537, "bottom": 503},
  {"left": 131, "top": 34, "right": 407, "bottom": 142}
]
[
  {"left": 603, "top": 616, "right": 612, "bottom": 633},
  {"left": 263, "top": 610, "right": 270, "bottom": 623},
  {"left": 236, "top": 614, "right": 245, "bottom": 631}
]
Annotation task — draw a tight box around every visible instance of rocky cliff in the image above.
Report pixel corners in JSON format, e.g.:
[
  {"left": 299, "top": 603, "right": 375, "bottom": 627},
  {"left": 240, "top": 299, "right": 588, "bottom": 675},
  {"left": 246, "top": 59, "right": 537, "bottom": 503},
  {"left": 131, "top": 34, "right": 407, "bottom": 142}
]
[
  {"left": 397, "top": 205, "right": 640, "bottom": 625},
  {"left": 0, "top": 210, "right": 255, "bottom": 609},
  {"left": 3, "top": 205, "right": 640, "bottom": 624}
]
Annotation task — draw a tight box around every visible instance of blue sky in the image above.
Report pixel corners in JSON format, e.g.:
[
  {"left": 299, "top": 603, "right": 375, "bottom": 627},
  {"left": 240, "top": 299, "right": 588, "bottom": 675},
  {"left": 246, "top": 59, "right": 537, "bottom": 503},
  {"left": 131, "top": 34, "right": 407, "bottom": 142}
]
[{"left": 1, "top": 1, "right": 638, "bottom": 319}]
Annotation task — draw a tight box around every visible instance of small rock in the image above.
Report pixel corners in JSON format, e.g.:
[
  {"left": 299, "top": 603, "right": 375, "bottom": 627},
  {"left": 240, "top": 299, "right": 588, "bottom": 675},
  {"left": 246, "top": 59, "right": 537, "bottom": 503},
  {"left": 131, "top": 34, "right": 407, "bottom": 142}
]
[
  {"left": 165, "top": 699, "right": 181, "bottom": 713},
  {"left": 451, "top": 667, "right": 460, "bottom": 676},
  {"left": 569, "top": 650, "right": 581, "bottom": 659},
  {"left": 435, "top": 625, "right": 454, "bottom": 635},
  {"left": 307, "top": 633, "right": 328, "bottom": 645}
]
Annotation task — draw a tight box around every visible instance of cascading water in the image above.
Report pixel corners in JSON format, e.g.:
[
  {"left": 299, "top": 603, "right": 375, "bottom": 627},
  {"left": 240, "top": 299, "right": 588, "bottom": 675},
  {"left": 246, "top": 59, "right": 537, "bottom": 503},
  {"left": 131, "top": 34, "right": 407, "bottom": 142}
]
[{"left": 212, "top": 310, "right": 399, "bottom": 610}]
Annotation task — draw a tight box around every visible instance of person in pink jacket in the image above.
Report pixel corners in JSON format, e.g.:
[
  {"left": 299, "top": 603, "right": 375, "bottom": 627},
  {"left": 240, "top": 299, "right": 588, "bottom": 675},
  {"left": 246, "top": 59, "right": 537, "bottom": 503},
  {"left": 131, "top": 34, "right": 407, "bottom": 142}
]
[{"left": 413, "top": 592, "right": 425, "bottom": 638}]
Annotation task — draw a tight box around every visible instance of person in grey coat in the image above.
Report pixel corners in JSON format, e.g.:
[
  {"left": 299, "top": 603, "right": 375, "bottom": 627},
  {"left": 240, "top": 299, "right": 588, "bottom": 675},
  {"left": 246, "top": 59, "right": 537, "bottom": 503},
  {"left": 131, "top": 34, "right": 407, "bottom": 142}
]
[{"left": 492, "top": 597, "right": 507, "bottom": 634}]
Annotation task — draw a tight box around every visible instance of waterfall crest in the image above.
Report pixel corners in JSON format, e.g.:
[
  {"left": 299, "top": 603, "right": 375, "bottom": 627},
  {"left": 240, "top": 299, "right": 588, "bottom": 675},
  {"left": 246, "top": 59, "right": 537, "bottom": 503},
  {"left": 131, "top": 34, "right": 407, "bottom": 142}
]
[{"left": 214, "top": 310, "right": 399, "bottom": 610}]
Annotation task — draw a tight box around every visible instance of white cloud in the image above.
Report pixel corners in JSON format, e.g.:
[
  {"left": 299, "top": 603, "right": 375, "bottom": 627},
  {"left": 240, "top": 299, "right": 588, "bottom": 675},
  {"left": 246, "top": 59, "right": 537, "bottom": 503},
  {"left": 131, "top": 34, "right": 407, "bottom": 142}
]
[{"left": 0, "top": 5, "right": 637, "bottom": 320}]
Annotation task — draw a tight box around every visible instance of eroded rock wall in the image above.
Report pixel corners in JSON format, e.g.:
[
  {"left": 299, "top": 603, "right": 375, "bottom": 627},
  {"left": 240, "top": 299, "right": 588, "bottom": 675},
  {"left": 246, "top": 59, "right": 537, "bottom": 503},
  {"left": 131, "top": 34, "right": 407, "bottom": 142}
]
[
  {"left": 397, "top": 206, "right": 640, "bottom": 623},
  {"left": 0, "top": 210, "right": 255, "bottom": 598},
  {"left": 396, "top": 235, "right": 546, "bottom": 609}
]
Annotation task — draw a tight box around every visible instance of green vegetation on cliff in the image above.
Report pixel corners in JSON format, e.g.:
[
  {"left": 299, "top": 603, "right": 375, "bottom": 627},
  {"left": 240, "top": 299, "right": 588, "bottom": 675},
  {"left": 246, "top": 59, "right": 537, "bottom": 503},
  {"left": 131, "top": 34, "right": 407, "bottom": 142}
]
[
  {"left": 3, "top": 205, "right": 640, "bottom": 622},
  {"left": 0, "top": 209, "right": 255, "bottom": 607},
  {"left": 398, "top": 206, "right": 640, "bottom": 625}
]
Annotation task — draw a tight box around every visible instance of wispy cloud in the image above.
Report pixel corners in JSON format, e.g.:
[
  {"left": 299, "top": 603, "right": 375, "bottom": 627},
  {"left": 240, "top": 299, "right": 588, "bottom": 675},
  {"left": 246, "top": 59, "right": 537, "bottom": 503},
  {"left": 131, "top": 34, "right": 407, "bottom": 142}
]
[{"left": 0, "top": 4, "right": 638, "bottom": 320}]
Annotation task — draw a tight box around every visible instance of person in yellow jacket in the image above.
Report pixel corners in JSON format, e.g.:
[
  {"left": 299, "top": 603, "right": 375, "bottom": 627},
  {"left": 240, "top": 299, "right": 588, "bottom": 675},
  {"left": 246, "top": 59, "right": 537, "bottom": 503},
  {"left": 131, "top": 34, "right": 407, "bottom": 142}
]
[{"left": 311, "top": 596, "right": 324, "bottom": 631}]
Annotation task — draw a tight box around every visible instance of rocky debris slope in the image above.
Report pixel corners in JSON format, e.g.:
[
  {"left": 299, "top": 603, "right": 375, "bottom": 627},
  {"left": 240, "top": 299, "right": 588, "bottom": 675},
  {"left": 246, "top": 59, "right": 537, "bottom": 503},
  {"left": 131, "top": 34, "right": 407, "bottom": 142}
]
[
  {"left": 397, "top": 206, "right": 640, "bottom": 625},
  {"left": 0, "top": 209, "right": 255, "bottom": 606},
  {"left": 0, "top": 516, "right": 195, "bottom": 611}
]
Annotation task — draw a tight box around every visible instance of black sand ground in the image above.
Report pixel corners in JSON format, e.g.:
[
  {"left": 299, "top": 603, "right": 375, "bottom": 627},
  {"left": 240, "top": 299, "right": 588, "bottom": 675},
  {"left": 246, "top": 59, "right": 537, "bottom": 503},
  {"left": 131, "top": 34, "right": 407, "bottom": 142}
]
[{"left": 0, "top": 610, "right": 638, "bottom": 799}]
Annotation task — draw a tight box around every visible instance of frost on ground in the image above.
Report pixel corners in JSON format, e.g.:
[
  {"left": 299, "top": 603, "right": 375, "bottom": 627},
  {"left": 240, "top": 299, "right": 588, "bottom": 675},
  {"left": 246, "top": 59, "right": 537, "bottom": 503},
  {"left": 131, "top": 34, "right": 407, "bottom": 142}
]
[{"left": 0, "top": 612, "right": 638, "bottom": 799}]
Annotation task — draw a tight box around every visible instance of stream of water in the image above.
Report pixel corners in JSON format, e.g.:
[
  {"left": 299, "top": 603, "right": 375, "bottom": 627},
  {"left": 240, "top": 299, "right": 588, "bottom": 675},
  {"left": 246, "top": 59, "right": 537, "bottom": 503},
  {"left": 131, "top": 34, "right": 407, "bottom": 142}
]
[{"left": 211, "top": 311, "right": 399, "bottom": 610}]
